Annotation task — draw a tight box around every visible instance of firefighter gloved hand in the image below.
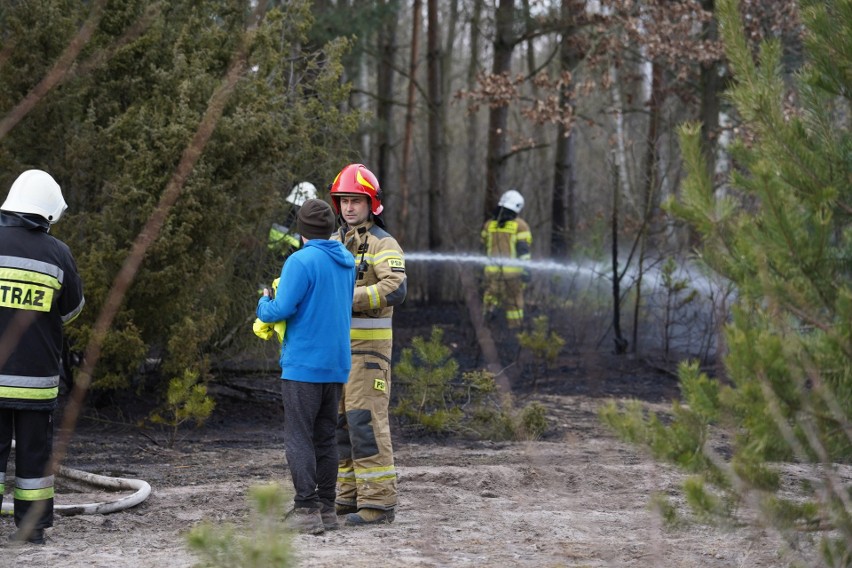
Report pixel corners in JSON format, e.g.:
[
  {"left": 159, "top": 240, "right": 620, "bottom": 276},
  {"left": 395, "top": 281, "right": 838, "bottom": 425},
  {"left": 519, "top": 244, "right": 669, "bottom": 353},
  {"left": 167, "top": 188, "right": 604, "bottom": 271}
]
[
  {"left": 272, "top": 320, "right": 286, "bottom": 343},
  {"left": 252, "top": 318, "right": 287, "bottom": 343},
  {"left": 252, "top": 318, "right": 275, "bottom": 341},
  {"left": 253, "top": 278, "right": 286, "bottom": 342}
]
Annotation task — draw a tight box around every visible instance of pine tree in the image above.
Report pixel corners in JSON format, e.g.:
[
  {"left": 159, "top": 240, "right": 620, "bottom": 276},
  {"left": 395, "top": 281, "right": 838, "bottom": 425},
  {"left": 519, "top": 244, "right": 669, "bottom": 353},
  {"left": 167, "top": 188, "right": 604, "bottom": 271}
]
[
  {"left": 601, "top": 0, "right": 852, "bottom": 563},
  {"left": 0, "top": 1, "right": 357, "bottom": 391}
]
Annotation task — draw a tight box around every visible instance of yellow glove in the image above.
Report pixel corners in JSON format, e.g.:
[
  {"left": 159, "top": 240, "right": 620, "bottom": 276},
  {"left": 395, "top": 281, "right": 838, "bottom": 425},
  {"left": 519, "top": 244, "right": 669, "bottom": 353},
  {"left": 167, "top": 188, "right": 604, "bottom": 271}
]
[
  {"left": 272, "top": 320, "right": 287, "bottom": 343},
  {"left": 253, "top": 278, "right": 286, "bottom": 343},
  {"left": 253, "top": 318, "right": 276, "bottom": 341}
]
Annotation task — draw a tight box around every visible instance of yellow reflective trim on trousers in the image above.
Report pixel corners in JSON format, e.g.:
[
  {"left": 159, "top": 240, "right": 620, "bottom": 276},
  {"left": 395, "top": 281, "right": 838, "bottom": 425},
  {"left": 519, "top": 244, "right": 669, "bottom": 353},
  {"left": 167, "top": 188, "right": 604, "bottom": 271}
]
[
  {"left": 355, "top": 473, "right": 397, "bottom": 483},
  {"left": 0, "top": 386, "right": 59, "bottom": 400},
  {"left": 14, "top": 487, "right": 54, "bottom": 501},
  {"left": 350, "top": 328, "right": 392, "bottom": 340},
  {"left": 0, "top": 267, "right": 61, "bottom": 289},
  {"left": 506, "top": 309, "right": 523, "bottom": 321},
  {"left": 354, "top": 465, "right": 397, "bottom": 483}
]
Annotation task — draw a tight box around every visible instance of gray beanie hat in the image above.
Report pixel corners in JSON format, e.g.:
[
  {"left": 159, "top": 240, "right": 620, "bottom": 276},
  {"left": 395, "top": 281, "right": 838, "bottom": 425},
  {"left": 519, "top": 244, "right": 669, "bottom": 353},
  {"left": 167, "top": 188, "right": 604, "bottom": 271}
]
[{"left": 297, "top": 198, "right": 336, "bottom": 241}]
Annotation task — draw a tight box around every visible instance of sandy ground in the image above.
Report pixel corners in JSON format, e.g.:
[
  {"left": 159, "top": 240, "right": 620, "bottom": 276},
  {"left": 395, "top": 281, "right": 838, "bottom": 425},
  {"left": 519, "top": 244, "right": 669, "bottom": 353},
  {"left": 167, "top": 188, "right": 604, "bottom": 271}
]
[{"left": 0, "top": 384, "right": 821, "bottom": 568}]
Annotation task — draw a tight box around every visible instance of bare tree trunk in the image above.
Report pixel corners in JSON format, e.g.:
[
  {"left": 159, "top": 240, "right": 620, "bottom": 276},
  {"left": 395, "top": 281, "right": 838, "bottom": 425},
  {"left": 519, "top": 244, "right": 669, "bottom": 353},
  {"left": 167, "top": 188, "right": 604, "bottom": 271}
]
[
  {"left": 441, "top": 0, "right": 460, "bottom": 232},
  {"left": 398, "top": 0, "right": 422, "bottom": 246},
  {"left": 375, "top": 1, "right": 398, "bottom": 188},
  {"left": 699, "top": 0, "right": 721, "bottom": 182},
  {"left": 464, "top": 0, "right": 484, "bottom": 232},
  {"left": 611, "top": 156, "right": 629, "bottom": 355},
  {"left": 522, "top": 0, "right": 538, "bottom": 94},
  {"left": 427, "top": 0, "right": 445, "bottom": 254},
  {"left": 609, "top": 65, "right": 636, "bottom": 212},
  {"left": 484, "top": 0, "right": 515, "bottom": 217},
  {"left": 631, "top": 61, "right": 663, "bottom": 353},
  {"left": 551, "top": 0, "right": 584, "bottom": 259}
]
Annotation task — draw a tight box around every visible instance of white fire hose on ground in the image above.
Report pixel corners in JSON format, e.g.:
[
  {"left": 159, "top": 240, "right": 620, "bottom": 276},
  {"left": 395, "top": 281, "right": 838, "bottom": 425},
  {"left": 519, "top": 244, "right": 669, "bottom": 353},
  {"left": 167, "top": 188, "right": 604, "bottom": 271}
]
[{"left": 1, "top": 440, "right": 152, "bottom": 516}]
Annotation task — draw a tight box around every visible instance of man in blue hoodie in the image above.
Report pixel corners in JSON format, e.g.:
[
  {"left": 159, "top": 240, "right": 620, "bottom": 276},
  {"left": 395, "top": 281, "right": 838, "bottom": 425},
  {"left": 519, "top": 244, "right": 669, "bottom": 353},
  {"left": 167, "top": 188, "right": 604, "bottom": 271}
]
[{"left": 256, "top": 198, "right": 354, "bottom": 535}]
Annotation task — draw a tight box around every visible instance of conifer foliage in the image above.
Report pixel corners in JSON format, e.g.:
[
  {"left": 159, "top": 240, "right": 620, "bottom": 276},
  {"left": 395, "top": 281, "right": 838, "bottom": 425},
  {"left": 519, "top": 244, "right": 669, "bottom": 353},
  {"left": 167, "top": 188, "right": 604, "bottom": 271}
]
[
  {"left": 602, "top": 0, "right": 852, "bottom": 563},
  {"left": 0, "top": 1, "right": 356, "bottom": 392}
]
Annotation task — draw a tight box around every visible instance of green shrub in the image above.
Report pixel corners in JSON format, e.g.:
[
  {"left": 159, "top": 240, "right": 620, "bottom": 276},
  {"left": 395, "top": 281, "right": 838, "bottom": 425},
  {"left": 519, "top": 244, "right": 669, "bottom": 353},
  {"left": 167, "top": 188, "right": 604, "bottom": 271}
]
[
  {"left": 148, "top": 369, "right": 215, "bottom": 448},
  {"left": 394, "top": 327, "right": 550, "bottom": 441},
  {"left": 187, "top": 483, "right": 295, "bottom": 568}
]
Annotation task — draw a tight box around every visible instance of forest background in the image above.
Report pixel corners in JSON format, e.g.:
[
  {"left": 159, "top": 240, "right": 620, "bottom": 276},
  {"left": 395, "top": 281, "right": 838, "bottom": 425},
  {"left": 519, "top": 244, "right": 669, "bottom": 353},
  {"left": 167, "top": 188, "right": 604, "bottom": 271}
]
[
  {"left": 0, "top": 0, "right": 807, "bottom": 394},
  {"left": 0, "top": 0, "right": 850, "bottom": 565}
]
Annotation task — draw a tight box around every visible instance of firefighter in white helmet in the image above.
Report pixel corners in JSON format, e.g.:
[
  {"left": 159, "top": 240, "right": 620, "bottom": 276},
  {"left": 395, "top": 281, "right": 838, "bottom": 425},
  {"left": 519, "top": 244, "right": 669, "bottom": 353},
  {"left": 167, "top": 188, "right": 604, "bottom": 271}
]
[
  {"left": 267, "top": 181, "right": 318, "bottom": 261},
  {"left": 330, "top": 163, "right": 406, "bottom": 525},
  {"left": 482, "top": 189, "right": 532, "bottom": 328},
  {"left": 254, "top": 182, "right": 318, "bottom": 343},
  {"left": 0, "top": 169, "right": 85, "bottom": 545}
]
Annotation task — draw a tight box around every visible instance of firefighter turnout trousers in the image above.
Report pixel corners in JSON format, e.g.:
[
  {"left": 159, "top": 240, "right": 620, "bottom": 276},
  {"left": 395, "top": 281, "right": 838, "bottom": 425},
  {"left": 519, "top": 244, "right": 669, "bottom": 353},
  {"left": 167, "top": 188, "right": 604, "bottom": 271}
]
[
  {"left": 337, "top": 337, "right": 396, "bottom": 511},
  {"left": 0, "top": 409, "right": 55, "bottom": 529},
  {"left": 483, "top": 273, "right": 525, "bottom": 328}
]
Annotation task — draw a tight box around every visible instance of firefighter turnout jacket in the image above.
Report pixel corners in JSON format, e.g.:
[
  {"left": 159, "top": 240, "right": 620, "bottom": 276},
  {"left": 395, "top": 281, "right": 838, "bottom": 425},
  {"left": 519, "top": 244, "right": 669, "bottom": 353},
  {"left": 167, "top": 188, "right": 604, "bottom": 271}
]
[
  {"left": 333, "top": 220, "right": 406, "bottom": 511},
  {"left": 0, "top": 213, "right": 84, "bottom": 410},
  {"left": 0, "top": 211, "right": 84, "bottom": 532}
]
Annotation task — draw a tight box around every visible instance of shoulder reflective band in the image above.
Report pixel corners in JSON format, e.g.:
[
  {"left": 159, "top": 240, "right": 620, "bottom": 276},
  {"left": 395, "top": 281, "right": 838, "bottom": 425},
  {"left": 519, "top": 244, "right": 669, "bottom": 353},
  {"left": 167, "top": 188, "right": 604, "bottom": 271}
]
[
  {"left": 349, "top": 251, "right": 405, "bottom": 268},
  {"left": 0, "top": 257, "right": 64, "bottom": 285}
]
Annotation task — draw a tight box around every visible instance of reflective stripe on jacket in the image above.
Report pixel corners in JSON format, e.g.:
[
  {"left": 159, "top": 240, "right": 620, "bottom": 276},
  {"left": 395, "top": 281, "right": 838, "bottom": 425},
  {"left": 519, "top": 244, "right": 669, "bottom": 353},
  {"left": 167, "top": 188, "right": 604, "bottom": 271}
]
[{"left": 333, "top": 221, "right": 406, "bottom": 340}]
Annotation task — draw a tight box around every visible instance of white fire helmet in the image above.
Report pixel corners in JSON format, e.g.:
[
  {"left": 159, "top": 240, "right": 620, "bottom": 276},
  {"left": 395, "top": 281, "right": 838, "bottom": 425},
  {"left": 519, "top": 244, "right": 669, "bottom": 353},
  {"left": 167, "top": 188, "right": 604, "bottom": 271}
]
[
  {"left": 498, "top": 189, "right": 524, "bottom": 214},
  {"left": 286, "top": 181, "right": 318, "bottom": 207},
  {"left": 1, "top": 169, "right": 67, "bottom": 224}
]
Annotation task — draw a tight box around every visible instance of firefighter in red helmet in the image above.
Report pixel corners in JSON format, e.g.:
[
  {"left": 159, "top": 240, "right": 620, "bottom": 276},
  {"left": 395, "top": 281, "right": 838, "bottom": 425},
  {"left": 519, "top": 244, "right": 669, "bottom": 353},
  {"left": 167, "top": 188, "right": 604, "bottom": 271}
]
[{"left": 329, "top": 164, "right": 406, "bottom": 525}]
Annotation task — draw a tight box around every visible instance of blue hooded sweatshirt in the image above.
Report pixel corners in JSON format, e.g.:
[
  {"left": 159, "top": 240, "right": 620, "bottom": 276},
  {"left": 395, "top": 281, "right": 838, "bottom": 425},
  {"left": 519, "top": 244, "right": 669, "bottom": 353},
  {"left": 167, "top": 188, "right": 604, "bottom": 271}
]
[{"left": 257, "top": 239, "right": 354, "bottom": 383}]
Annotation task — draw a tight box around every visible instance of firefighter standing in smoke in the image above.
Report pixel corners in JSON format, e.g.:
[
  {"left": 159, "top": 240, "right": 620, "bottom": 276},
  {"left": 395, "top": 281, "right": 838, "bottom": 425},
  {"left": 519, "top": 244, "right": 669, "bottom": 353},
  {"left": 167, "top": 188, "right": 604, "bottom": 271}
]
[
  {"left": 482, "top": 189, "right": 532, "bottom": 329},
  {"left": 330, "top": 164, "right": 406, "bottom": 525},
  {"left": 0, "top": 170, "right": 85, "bottom": 545}
]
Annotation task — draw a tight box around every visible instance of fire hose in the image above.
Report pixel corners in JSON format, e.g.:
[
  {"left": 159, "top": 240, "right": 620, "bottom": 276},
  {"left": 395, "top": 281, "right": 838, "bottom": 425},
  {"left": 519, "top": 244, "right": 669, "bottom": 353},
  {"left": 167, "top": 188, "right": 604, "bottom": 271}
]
[{"left": 1, "top": 440, "right": 152, "bottom": 516}]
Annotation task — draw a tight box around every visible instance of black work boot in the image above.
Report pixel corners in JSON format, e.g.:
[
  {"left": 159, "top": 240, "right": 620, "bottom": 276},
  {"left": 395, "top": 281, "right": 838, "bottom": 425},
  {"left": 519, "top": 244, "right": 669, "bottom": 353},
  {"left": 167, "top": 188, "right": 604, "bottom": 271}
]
[
  {"left": 344, "top": 508, "right": 395, "bottom": 526},
  {"left": 9, "top": 528, "right": 45, "bottom": 545},
  {"left": 335, "top": 503, "right": 357, "bottom": 516},
  {"left": 283, "top": 507, "right": 324, "bottom": 535},
  {"left": 318, "top": 503, "right": 338, "bottom": 531}
]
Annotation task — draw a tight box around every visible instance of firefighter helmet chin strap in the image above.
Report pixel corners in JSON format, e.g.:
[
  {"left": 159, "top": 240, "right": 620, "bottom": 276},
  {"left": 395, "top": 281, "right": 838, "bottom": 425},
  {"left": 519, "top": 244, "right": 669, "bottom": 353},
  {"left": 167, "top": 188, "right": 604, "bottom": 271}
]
[{"left": 356, "top": 226, "right": 369, "bottom": 280}]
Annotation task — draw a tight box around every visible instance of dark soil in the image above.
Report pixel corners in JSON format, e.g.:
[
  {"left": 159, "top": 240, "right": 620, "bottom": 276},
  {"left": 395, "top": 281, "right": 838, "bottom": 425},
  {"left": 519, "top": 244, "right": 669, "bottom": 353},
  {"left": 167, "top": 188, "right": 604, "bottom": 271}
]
[{"left": 7, "top": 302, "right": 811, "bottom": 568}]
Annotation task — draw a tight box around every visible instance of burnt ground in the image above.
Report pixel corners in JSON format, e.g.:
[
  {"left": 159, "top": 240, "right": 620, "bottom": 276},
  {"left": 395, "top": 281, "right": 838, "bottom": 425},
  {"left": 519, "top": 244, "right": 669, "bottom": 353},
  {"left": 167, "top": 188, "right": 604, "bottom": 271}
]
[{"left": 0, "top": 302, "right": 822, "bottom": 567}]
